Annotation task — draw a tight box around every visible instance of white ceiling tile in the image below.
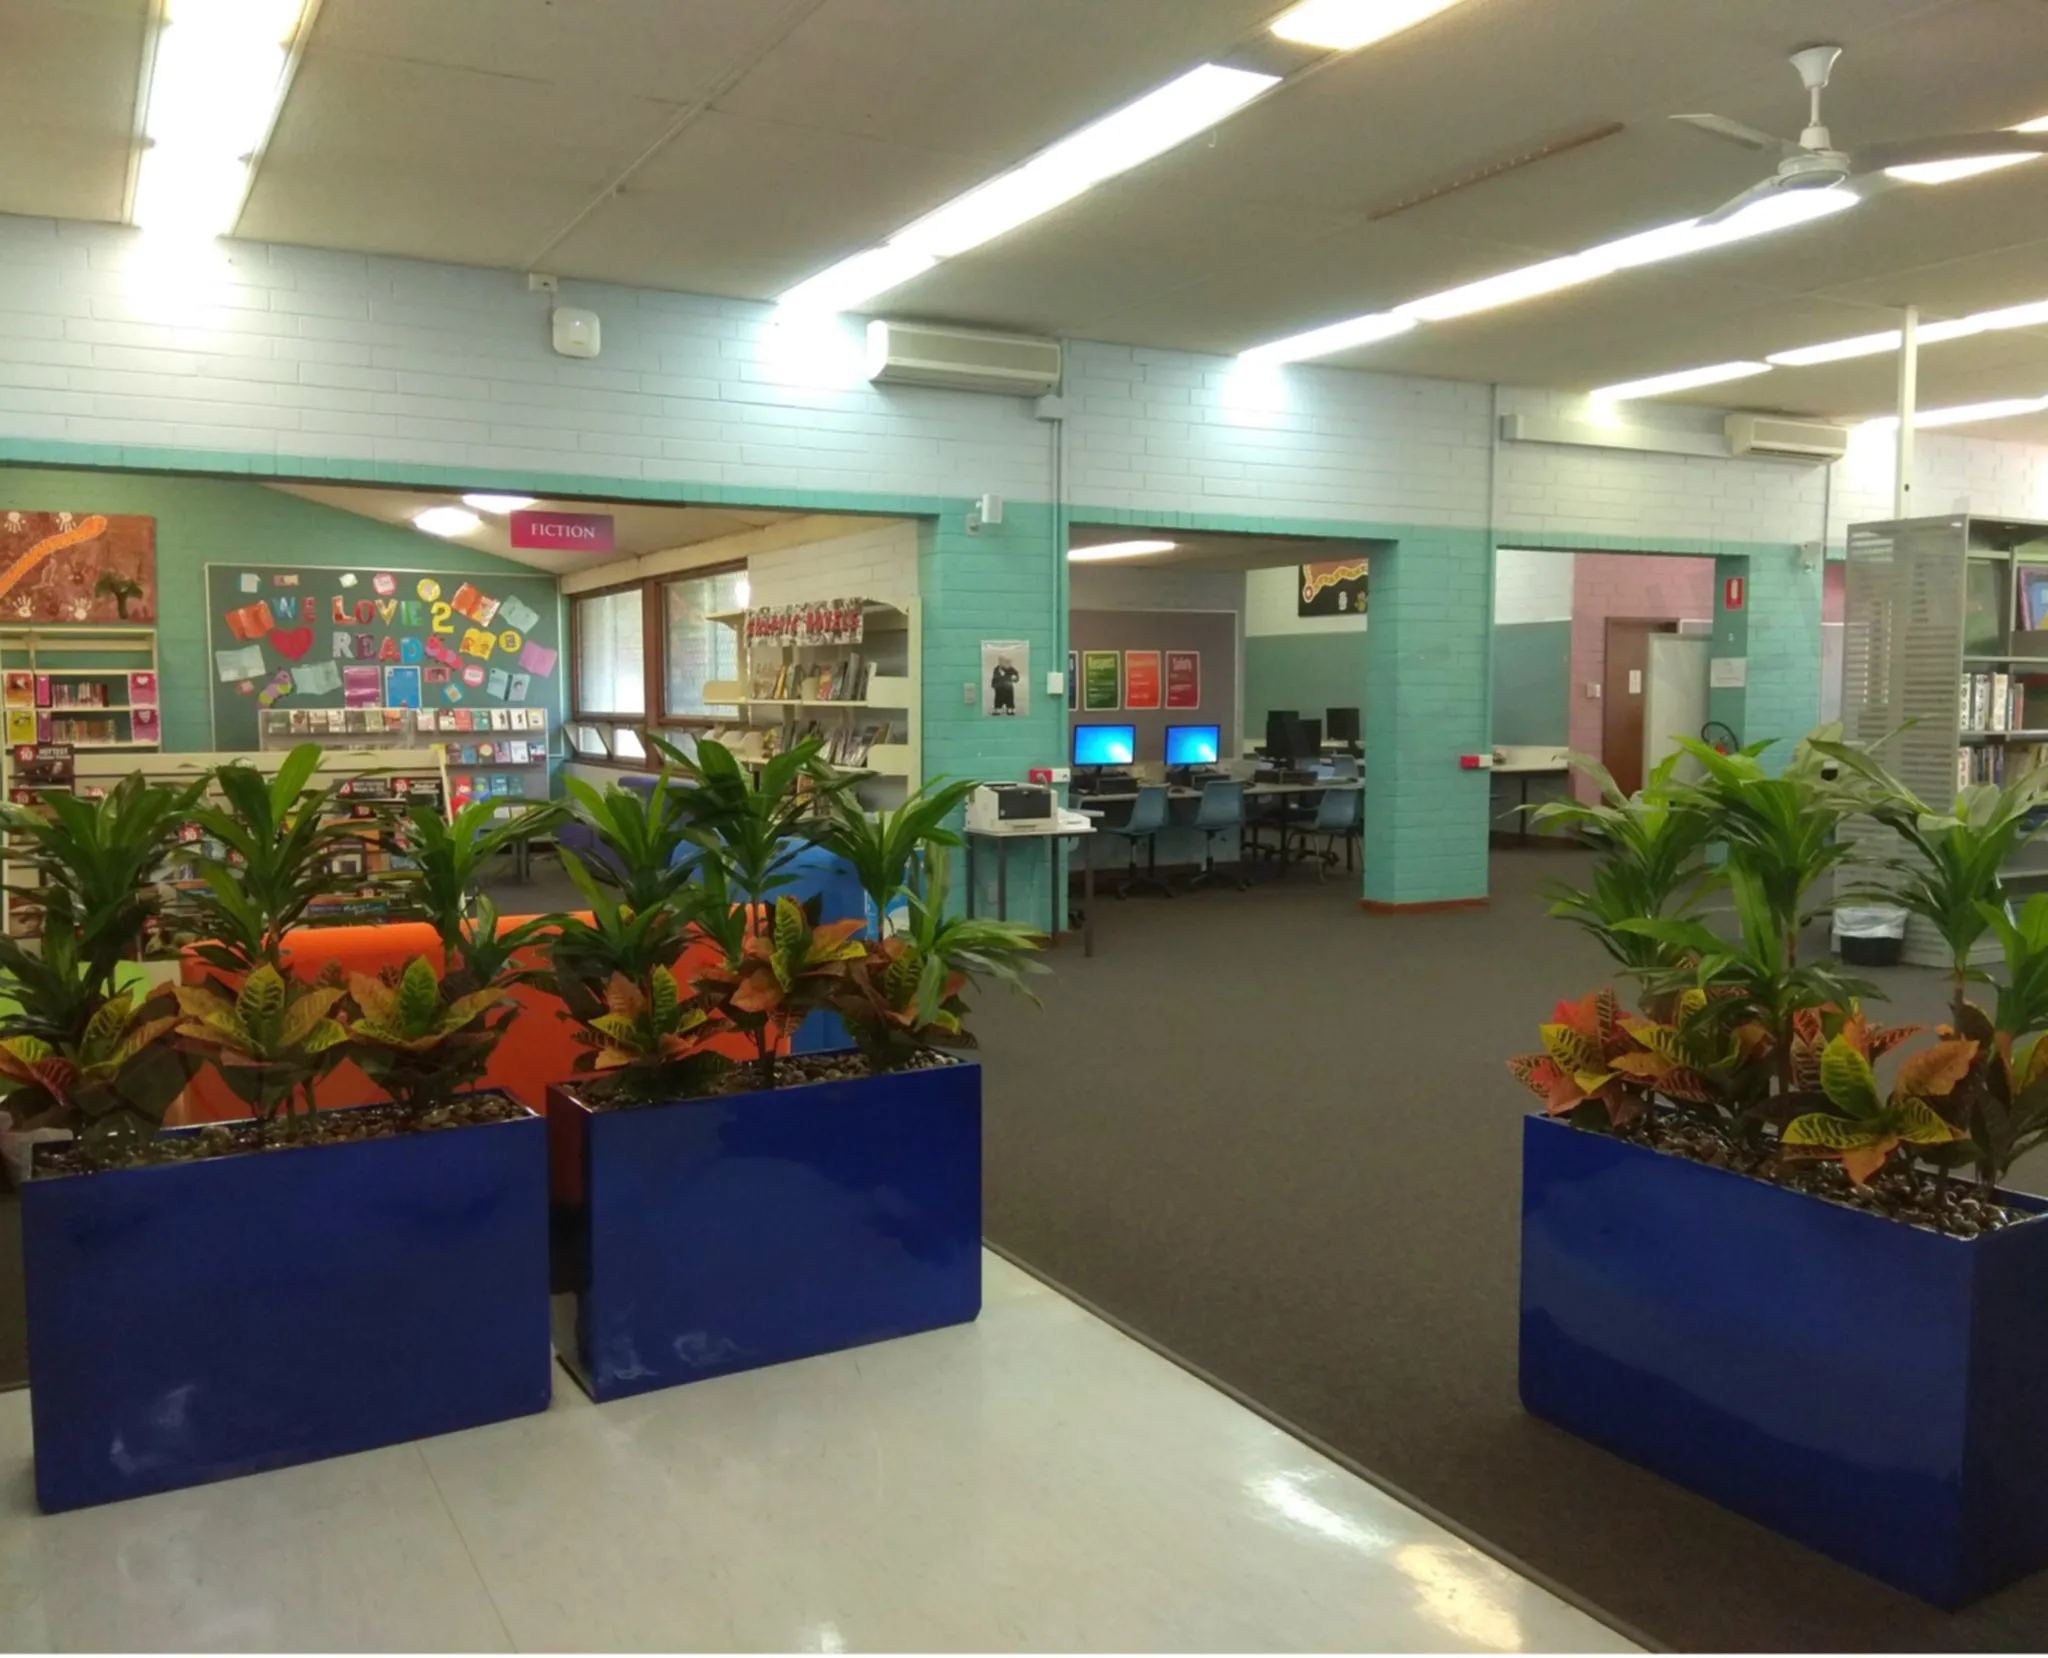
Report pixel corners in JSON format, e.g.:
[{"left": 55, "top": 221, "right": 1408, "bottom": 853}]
[{"left": 0, "top": 0, "right": 148, "bottom": 223}]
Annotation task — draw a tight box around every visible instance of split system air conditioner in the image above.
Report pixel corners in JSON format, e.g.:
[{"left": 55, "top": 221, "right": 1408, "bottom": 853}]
[
  {"left": 866, "top": 321, "right": 1062, "bottom": 397},
  {"left": 1724, "top": 413, "right": 1851, "bottom": 460}
]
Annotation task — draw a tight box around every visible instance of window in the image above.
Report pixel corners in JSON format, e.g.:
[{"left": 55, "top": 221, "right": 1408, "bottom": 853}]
[
  {"left": 573, "top": 588, "right": 645, "bottom": 716},
  {"left": 663, "top": 570, "right": 749, "bottom": 717}
]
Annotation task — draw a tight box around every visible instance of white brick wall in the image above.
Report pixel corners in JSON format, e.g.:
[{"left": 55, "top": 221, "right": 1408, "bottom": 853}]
[
  {"left": 1493, "top": 546, "right": 1574, "bottom": 624},
  {"left": 747, "top": 519, "right": 918, "bottom": 609}
]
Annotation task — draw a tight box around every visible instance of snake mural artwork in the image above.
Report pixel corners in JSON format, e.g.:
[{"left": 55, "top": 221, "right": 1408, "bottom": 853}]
[{"left": 0, "top": 511, "right": 157, "bottom": 624}]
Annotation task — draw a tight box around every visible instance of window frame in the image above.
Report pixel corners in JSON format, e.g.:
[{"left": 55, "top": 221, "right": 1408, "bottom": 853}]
[{"left": 566, "top": 563, "right": 748, "bottom": 768}]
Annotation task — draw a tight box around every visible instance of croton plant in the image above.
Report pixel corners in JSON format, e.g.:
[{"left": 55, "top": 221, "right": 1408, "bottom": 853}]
[{"left": 1514, "top": 728, "right": 2048, "bottom": 1215}]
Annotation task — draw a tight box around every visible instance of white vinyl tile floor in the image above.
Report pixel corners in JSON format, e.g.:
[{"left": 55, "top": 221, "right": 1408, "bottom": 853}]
[{"left": 0, "top": 1253, "right": 1637, "bottom": 1653}]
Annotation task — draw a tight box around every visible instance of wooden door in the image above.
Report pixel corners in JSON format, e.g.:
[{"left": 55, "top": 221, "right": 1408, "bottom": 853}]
[{"left": 1602, "top": 619, "right": 1678, "bottom": 796}]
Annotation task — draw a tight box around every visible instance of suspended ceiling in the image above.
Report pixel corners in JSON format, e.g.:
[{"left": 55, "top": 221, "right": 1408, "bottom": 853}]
[{"left": 10, "top": 0, "right": 2048, "bottom": 435}]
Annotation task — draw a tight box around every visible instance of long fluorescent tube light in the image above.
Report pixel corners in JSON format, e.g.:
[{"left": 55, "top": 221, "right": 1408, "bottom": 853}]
[
  {"left": 461, "top": 493, "right": 537, "bottom": 514},
  {"left": 1240, "top": 313, "right": 1416, "bottom": 365},
  {"left": 132, "top": 0, "right": 306, "bottom": 237},
  {"left": 1245, "top": 189, "right": 1855, "bottom": 364},
  {"left": 1593, "top": 361, "right": 1773, "bottom": 401},
  {"left": 413, "top": 506, "right": 482, "bottom": 538},
  {"left": 1862, "top": 397, "right": 2048, "bottom": 431},
  {"left": 779, "top": 64, "right": 1277, "bottom": 314},
  {"left": 1068, "top": 540, "right": 1178, "bottom": 562},
  {"left": 1887, "top": 115, "right": 2048, "bottom": 185},
  {"left": 1768, "top": 318, "right": 1982, "bottom": 367},
  {"left": 1270, "top": 0, "right": 1470, "bottom": 51}
]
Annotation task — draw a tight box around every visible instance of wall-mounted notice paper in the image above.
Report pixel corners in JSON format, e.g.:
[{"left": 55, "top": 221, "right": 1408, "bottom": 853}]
[
  {"left": 1081, "top": 651, "right": 1121, "bottom": 712},
  {"left": 507, "top": 673, "right": 531, "bottom": 700},
  {"left": 384, "top": 665, "right": 422, "bottom": 708},
  {"left": 460, "top": 628, "right": 497, "bottom": 660},
  {"left": 343, "top": 665, "right": 381, "bottom": 707},
  {"left": 291, "top": 659, "right": 341, "bottom": 696},
  {"left": 424, "top": 664, "right": 451, "bottom": 685},
  {"left": 486, "top": 668, "right": 510, "bottom": 699},
  {"left": 238, "top": 573, "right": 260, "bottom": 594},
  {"left": 338, "top": 573, "right": 358, "bottom": 588},
  {"left": 1124, "top": 650, "right": 1161, "bottom": 710},
  {"left": 497, "top": 596, "right": 541, "bottom": 634},
  {"left": 462, "top": 664, "right": 487, "bottom": 688},
  {"left": 216, "top": 644, "right": 267, "bottom": 682},
  {"left": 1165, "top": 650, "right": 1201, "bottom": 710},
  {"left": 373, "top": 573, "right": 397, "bottom": 596},
  {"left": 518, "top": 641, "right": 557, "bottom": 677}
]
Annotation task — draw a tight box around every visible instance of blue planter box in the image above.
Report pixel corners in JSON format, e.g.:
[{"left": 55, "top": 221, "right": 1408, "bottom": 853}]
[
  {"left": 23, "top": 1105, "right": 551, "bottom": 1513},
  {"left": 1520, "top": 1113, "right": 2048, "bottom": 1607},
  {"left": 547, "top": 1059, "right": 981, "bottom": 1402}
]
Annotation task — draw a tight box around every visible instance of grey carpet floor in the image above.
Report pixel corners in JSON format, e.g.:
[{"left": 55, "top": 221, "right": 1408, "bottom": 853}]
[{"left": 977, "top": 847, "right": 2048, "bottom": 1653}]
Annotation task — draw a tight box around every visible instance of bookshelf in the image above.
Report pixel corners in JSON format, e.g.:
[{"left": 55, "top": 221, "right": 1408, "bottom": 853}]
[
  {"left": 1844, "top": 513, "right": 2048, "bottom": 965},
  {"left": 0, "top": 626, "right": 160, "bottom": 752},
  {"left": 260, "top": 704, "right": 549, "bottom": 809},
  {"left": 703, "top": 597, "right": 921, "bottom": 805}
]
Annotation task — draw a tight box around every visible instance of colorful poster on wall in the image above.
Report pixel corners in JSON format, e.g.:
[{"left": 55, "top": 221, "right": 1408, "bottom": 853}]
[
  {"left": 1081, "top": 650, "right": 1121, "bottom": 712},
  {"left": 1165, "top": 650, "right": 1201, "bottom": 709},
  {"left": 0, "top": 511, "right": 157, "bottom": 623},
  {"left": 1124, "top": 650, "right": 1162, "bottom": 709},
  {"left": 1298, "top": 557, "right": 1369, "bottom": 618},
  {"left": 981, "top": 639, "right": 1029, "bottom": 718}
]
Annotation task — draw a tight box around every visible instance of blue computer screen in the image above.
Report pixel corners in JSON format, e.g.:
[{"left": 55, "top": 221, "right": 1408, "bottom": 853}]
[
  {"left": 1165, "top": 724, "right": 1220, "bottom": 766},
  {"left": 1073, "top": 723, "right": 1136, "bottom": 766}
]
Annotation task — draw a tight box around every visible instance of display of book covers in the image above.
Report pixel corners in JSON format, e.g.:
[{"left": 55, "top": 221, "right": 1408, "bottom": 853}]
[{"left": 744, "top": 599, "right": 865, "bottom": 649}]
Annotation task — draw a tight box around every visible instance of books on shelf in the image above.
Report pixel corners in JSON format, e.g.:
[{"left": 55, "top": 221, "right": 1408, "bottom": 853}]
[
  {"left": 1960, "top": 741, "right": 2047, "bottom": 789},
  {"left": 2020, "top": 568, "right": 2048, "bottom": 631},
  {"left": 1960, "top": 670, "right": 2024, "bottom": 733}
]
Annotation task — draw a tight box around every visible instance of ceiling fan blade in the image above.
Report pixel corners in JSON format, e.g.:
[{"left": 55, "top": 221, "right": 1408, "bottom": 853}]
[
  {"left": 1852, "top": 131, "right": 2048, "bottom": 173},
  {"left": 1698, "top": 175, "right": 1797, "bottom": 227},
  {"left": 1671, "top": 113, "right": 1802, "bottom": 159}
]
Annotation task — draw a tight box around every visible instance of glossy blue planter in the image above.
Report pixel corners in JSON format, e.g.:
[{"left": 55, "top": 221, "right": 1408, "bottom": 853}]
[
  {"left": 547, "top": 1059, "right": 981, "bottom": 1402},
  {"left": 23, "top": 1105, "right": 550, "bottom": 1513},
  {"left": 1520, "top": 1113, "right": 2048, "bottom": 1607}
]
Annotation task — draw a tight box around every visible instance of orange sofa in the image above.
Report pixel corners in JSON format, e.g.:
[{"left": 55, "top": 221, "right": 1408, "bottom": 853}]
[{"left": 169, "top": 914, "right": 745, "bottom": 1125}]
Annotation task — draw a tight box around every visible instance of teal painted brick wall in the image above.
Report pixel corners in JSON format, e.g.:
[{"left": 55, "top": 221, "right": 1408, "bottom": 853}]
[
  {"left": 1724, "top": 548, "right": 1821, "bottom": 760},
  {"left": 1364, "top": 527, "right": 1493, "bottom": 905},
  {"left": 0, "top": 466, "right": 555, "bottom": 753}
]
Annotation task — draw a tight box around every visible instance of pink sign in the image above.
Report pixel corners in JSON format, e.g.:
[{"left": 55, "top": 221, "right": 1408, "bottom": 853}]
[{"left": 510, "top": 510, "right": 613, "bottom": 552}]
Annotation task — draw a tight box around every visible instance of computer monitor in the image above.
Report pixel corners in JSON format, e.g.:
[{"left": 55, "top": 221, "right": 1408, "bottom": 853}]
[
  {"left": 1327, "top": 706, "right": 1361, "bottom": 744},
  {"left": 1072, "top": 722, "right": 1136, "bottom": 768},
  {"left": 1164, "top": 724, "right": 1220, "bottom": 767},
  {"left": 1264, "top": 709, "right": 1299, "bottom": 759},
  {"left": 1297, "top": 717, "right": 1322, "bottom": 756}
]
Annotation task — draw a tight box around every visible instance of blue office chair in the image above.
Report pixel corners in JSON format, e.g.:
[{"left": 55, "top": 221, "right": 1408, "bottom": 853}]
[
  {"left": 1186, "top": 779, "right": 1249, "bottom": 891},
  {"left": 1286, "top": 786, "right": 1363, "bottom": 879},
  {"left": 1104, "top": 785, "right": 1175, "bottom": 899}
]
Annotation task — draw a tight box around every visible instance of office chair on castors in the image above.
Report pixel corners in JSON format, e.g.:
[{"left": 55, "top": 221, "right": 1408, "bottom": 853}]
[
  {"left": 1105, "top": 785, "right": 1175, "bottom": 898},
  {"left": 1286, "top": 786, "right": 1363, "bottom": 879},
  {"left": 1187, "top": 779, "right": 1249, "bottom": 891}
]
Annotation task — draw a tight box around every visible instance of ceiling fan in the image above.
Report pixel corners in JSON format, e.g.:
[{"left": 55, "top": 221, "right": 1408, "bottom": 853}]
[{"left": 1673, "top": 44, "right": 2048, "bottom": 224}]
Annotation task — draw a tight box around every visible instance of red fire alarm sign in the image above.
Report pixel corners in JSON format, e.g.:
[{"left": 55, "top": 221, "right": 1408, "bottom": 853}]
[{"left": 1724, "top": 575, "right": 1746, "bottom": 611}]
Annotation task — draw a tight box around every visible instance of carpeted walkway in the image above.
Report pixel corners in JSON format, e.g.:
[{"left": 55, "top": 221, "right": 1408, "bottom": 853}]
[{"left": 978, "top": 847, "right": 2048, "bottom": 1653}]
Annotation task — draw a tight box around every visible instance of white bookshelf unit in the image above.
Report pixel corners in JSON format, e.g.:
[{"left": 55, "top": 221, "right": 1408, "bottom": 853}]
[
  {"left": 1844, "top": 512, "right": 2048, "bottom": 965},
  {"left": 0, "top": 626, "right": 161, "bottom": 753},
  {"left": 703, "top": 597, "right": 921, "bottom": 806}
]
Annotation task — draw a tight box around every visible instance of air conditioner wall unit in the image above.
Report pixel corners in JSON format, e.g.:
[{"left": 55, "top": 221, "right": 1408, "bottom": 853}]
[
  {"left": 1725, "top": 413, "right": 1851, "bottom": 460},
  {"left": 866, "top": 321, "right": 1062, "bottom": 397}
]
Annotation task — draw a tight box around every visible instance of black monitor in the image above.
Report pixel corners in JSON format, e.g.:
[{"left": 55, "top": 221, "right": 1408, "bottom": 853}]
[
  {"left": 1327, "top": 706, "right": 1361, "bottom": 744},
  {"left": 1297, "top": 717, "right": 1322, "bottom": 756},
  {"left": 1264, "top": 709, "right": 1299, "bottom": 759},
  {"left": 1164, "top": 724, "right": 1220, "bottom": 767},
  {"left": 1072, "top": 722, "right": 1136, "bottom": 768}
]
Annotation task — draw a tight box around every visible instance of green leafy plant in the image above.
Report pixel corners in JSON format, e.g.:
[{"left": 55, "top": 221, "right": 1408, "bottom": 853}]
[
  {"left": 175, "top": 745, "right": 365, "bottom": 974},
  {"left": 0, "top": 987, "right": 188, "bottom": 1157},
  {"left": 832, "top": 848, "right": 1044, "bottom": 1073},
  {"left": 692, "top": 894, "right": 867, "bottom": 1083},
  {"left": 172, "top": 963, "right": 348, "bottom": 1132},
  {"left": 343, "top": 957, "right": 508, "bottom": 1121},
  {"left": 807, "top": 776, "right": 978, "bottom": 920},
  {"left": 391, "top": 796, "right": 567, "bottom": 991},
  {"left": 569, "top": 966, "right": 730, "bottom": 1098}
]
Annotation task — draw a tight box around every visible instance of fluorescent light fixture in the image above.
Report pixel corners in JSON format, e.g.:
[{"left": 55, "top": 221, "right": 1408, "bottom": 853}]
[
  {"left": 1240, "top": 313, "right": 1415, "bottom": 365},
  {"left": 132, "top": 0, "right": 306, "bottom": 237},
  {"left": 413, "top": 506, "right": 482, "bottom": 538},
  {"left": 1887, "top": 115, "right": 2048, "bottom": 184},
  {"left": 1241, "top": 190, "right": 1856, "bottom": 364},
  {"left": 1593, "top": 361, "right": 1772, "bottom": 401},
  {"left": 1861, "top": 396, "right": 2048, "bottom": 431},
  {"left": 461, "top": 494, "right": 537, "bottom": 514},
  {"left": 1766, "top": 296, "right": 2048, "bottom": 368},
  {"left": 778, "top": 64, "right": 1276, "bottom": 314},
  {"left": 1270, "top": 0, "right": 1469, "bottom": 51},
  {"left": 1068, "top": 540, "right": 1177, "bottom": 562},
  {"left": 1396, "top": 254, "right": 1606, "bottom": 321}
]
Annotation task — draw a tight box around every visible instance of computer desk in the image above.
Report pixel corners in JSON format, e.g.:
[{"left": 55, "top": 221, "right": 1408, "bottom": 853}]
[
  {"left": 1076, "top": 779, "right": 1361, "bottom": 805},
  {"left": 964, "top": 817, "right": 1097, "bottom": 957}
]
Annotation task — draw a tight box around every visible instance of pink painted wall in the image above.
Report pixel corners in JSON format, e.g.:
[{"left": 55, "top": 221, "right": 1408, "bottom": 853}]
[
  {"left": 1824, "top": 558, "right": 1845, "bottom": 623},
  {"left": 1570, "top": 552, "right": 1718, "bottom": 799}
]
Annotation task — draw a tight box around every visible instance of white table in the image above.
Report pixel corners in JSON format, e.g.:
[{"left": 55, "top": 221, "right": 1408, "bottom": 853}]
[
  {"left": 1493, "top": 747, "right": 1571, "bottom": 844},
  {"left": 965, "top": 817, "right": 1099, "bottom": 957}
]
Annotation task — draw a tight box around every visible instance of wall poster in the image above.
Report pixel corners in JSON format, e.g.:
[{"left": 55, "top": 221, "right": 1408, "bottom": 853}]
[
  {"left": 981, "top": 638, "right": 1029, "bottom": 718},
  {"left": 1081, "top": 650, "right": 1121, "bottom": 712},
  {"left": 1165, "top": 650, "right": 1201, "bottom": 709},
  {"left": 1298, "top": 557, "right": 1369, "bottom": 618},
  {"left": 1124, "top": 649, "right": 1161, "bottom": 710},
  {"left": 0, "top": 511, "right": 157, "bottom": 623}
]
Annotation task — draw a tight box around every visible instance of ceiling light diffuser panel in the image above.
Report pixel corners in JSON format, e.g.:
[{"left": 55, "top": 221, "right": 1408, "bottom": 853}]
[
  {"left": 1593, "top": 362, "right": 1772, "bottom": 401},
  {"left": 1269, "top": 0, "right": 1471, "bottom": 51},
  {"left": 1068, "top": 541, "right": 1178, "bottom": 562},
  {"left": 779, "top": 64, "right": 1276, "bottom": 315}
]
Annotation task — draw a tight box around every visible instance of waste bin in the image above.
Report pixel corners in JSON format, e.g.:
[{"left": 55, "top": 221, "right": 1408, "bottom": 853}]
[{"left": 1833, "top": 905, "right": 1907, "bottom": 968}]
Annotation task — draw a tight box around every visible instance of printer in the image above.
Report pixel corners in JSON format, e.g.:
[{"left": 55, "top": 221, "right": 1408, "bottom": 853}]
[{"left": 967, "top": 782, "right": 1055, "bottom": 832}]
